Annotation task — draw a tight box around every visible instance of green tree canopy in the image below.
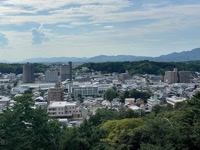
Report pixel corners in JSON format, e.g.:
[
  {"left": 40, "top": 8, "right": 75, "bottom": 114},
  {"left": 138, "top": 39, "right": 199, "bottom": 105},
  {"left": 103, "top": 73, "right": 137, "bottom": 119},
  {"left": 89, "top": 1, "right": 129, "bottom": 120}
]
[
  {"left": 104, "top": 88, "right": 118, "bottom": 102},
  {"left": 0, "top": 95, "right": 63, "bottom": 150}
]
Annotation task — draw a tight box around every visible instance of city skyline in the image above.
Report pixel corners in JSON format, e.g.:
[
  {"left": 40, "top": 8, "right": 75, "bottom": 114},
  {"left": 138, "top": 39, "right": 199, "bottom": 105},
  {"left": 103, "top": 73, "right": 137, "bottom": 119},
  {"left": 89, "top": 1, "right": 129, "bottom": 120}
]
[{"left": 0, "top": 0, "right": 200, "bottom": 61}]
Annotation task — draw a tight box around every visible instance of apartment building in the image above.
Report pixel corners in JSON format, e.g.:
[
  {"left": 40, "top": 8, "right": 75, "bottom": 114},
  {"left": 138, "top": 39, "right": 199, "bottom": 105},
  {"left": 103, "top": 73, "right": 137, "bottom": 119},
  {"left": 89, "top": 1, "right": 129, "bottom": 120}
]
[
  {"left": 164, "top": 69, "right": 191, "bottom": 84},
  {"left": 45, "top": 69, "right": 58, "bottom": 83},
  {"left": 178, "top": 71, "right": 191, "bottom": 83},
  {"left": 60, "top": 62, "right": 72, "bottom": 82},
  {"left": 23, "top": 62, "right": 34, "bottom": 83},
  {"left": 164, "top": 69, "right": 178, "bottom": 84},
  {"left": 47, "top": 82, "right": 64, "bottom": 102}
]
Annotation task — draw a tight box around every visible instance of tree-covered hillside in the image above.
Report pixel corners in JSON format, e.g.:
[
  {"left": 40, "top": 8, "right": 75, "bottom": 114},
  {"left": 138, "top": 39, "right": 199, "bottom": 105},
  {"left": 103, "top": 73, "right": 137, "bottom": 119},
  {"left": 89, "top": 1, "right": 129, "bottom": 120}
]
[
  {"left": 77, "top": 61, "right": 200, "bottom": 75},
  {"left": 0, "top": 63, "right": 48, "bottom": 74}
]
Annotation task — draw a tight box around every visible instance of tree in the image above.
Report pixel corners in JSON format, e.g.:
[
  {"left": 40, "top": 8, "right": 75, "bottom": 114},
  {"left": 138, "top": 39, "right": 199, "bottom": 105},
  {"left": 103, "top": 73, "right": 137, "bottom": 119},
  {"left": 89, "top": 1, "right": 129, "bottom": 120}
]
[
  {"left": 61, "top": 120, "right": 107, "bottom": 150},
  {"left": 152, "top": 105, "right": 162, "bottom": 116},
  {"left": 104, "top": 88, "right": 118, "bottom": 102},
  {"left": 101, "top": 118, "right": 144, "bottom": 150},
  {"left": 0, "top": 95, "right": 63, "bottom": 150},
  {"left": 119, "top": 90, "right": 130, "bottom": 103},
  {"left": 88, "top": 108, "right": 119, "bottom": 126}
]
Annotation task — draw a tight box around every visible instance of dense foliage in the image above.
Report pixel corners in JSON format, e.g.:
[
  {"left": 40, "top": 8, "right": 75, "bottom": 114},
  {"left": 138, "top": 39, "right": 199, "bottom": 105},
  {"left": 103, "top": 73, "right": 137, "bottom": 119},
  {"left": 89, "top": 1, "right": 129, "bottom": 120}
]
[
  {"left": 0, "top": 95, "right": 63, "bottom": 150},
  {"left": 77, "top": 60, "right": 200, "bottom": 75},
  {"left": 119, "top": 89, "right": 151, "bottom": 103},
  {"left": 0, "top": 63, "right": 48, "bottom": 74},
  {"left": 1, "top": 93, "right": 200, "bottom": 149}
]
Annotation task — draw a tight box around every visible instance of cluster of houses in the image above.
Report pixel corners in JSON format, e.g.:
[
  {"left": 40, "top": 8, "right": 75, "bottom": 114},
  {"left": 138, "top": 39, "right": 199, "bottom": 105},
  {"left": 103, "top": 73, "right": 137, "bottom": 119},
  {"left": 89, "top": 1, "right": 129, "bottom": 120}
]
[{"left": 0, "top": 67, "right": 200, "bottom": 126}]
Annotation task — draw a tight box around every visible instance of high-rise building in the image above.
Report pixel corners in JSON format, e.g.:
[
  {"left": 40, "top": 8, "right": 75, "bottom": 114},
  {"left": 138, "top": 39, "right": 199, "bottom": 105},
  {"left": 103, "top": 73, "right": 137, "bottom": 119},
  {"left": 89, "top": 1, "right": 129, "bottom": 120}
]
[
  {"left": 45, "top": 69, "right": 58, "bottom": 83},
  {"left": 47, "top": 82, "right": 64, "bottom": 102},
  {"left": 60, "top": 62, "right": 72, "bottom": 81},
  {"left": 23, "top": 62, "right": 34, "bottom": 83},
  {"left": 178, "top": 71, "right": 191, "bottom": 83},
  {"left": 68, "top": 61, "right": 72, "bottom": 81},
  {"left": 164, "top": 69, "right": 178, "bottom": 84},
  {"left": 164, "top": 69, "right": 191, "bottom": 83}
]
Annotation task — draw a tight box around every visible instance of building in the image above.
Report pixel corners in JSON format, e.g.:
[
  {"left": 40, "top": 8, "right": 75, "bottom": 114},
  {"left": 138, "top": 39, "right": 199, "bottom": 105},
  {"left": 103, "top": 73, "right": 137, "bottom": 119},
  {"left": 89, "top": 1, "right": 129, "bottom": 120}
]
[
  {"left": 47, "top": 82, "right": 64, "bottom": 102},
  {"left": 23, "top": 62, "right": 34, "bottom": 83},
  {"left": 120, "top": 71, "right": 130, "bottom": 82},
  {"left": 71, "top": 85, "right": 98, "bottom": 97},
  {"left": 97, "top": 84, "right": 113, "bottom": 96},
  {"left": 178, "top": 71, "right": 191, "bottom": 83},
  {"left": 166, "top": 96, "right": 187, "bottom": 107},
  {"left": 164, "top": 68, "right": 178, "bottom": 84},
  {"left": 125, "top": 98, "right": 135, "bottom": 104},
  {"left": 147, "top": 93, "right": 160, "bottom": 110},
  {"left": 60, "top": 62, "right": 72, "bottom": 82},
  {"left": 0, "top": 96, "right": 11, "bottom": 113},
  {"left": 164, "top": 69, "right": 191, "bottom": 84},
  {"left": 47, "top": 101, "right": 81, "bottom": 118},
  {"left": 45, "top": 69, "right": 58, "bottom": 83},
  {"left": 68, "top": 61, "right": 72, "bottom": 81}
]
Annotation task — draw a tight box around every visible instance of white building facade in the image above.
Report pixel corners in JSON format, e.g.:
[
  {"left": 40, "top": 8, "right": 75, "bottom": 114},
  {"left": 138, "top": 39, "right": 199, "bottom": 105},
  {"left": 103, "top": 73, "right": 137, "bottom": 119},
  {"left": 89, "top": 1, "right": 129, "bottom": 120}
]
[{"left": 47, "top": 101, "right": 81, "bottom": 118}]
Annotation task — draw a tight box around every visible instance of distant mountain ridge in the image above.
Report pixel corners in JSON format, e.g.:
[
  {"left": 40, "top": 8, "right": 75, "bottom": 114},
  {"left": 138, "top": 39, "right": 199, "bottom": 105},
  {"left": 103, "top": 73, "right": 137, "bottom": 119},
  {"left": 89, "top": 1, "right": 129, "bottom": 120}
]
[
  {"left": 13, "top": 47, "right": 200, "bottom": 63},
  {"left": 153, "top": 48, "right": 200, "bottom": 62}
]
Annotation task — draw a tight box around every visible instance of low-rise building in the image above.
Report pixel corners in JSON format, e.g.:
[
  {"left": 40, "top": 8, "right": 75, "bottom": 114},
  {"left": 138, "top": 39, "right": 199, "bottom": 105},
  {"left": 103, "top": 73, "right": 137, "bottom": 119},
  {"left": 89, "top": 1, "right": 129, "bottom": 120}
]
[
  {"left": 47, "top": 101, "right": 81, "bottom": 118},
  {"left": 71, "top": 85, "right": 98, "bottom": 97},
  {"left": 166, "top": 96, "right": 187, "bottom": 107},
  {"left": 147, "top": 93, "right": 160, "bottom": 110},
  {"left": 0, "top": 96, "right": 11, "bottom": 113},
  {"left": 125, "top": 98, "right": 135, "bottom": 104}
]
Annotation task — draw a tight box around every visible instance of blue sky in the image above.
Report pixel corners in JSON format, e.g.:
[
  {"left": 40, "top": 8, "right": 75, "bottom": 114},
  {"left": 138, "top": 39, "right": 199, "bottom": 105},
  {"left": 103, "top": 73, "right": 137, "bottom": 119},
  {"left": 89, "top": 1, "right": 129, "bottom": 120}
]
[{"left": 0, "top": 0, "right": 200, "bottom": 61}]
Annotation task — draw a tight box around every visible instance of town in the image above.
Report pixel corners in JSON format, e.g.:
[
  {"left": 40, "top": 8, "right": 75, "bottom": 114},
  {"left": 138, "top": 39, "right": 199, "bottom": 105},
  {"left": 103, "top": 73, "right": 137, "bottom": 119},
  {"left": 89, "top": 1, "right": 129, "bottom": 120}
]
[{"left": 0, "top": 61, "right": 198, "bottom": 127}]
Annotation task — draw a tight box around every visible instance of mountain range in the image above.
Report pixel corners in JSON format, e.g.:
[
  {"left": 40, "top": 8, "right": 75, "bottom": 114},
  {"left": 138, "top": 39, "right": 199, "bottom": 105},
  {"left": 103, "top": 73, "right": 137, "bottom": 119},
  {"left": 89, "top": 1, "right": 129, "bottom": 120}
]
[{"left": 3, "top": 48, "right": 200, "bottom": 63}]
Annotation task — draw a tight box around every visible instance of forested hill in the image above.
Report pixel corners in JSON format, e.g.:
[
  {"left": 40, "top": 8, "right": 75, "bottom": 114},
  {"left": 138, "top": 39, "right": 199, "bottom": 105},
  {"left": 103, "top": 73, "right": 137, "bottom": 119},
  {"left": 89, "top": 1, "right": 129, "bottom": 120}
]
[
  {"left": 78, "top": 61, "right": 200, "bottom": 75},
  {"left": 0, "top": 63, "right": 48, "bottom": 74},
  {"left": 2, "top": 61, "right": 200, "bottom": 75}
]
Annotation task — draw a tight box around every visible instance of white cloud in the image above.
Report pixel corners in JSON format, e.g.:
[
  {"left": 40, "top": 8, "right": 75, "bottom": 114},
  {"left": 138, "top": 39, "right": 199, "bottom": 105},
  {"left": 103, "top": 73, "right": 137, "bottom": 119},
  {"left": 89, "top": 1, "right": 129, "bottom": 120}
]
[
  {"left": 0, "top": 1, "right": 200, "bottom": 61},
  {"left": 31, "top": 24, "right": 49, "bottom": 45},
  {"left": 1, "top": 0, "right": 131, "bottom": 11},
  {"left": 104, "top": 26, "right": 114, "bottom": 29}
]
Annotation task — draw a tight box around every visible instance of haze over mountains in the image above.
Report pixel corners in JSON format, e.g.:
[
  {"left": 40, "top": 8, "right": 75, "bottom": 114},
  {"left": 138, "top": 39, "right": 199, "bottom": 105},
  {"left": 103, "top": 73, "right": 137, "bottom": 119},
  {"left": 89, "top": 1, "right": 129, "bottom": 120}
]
[{"left": 2, "top": 48, "right": 200, "bottom": 63}]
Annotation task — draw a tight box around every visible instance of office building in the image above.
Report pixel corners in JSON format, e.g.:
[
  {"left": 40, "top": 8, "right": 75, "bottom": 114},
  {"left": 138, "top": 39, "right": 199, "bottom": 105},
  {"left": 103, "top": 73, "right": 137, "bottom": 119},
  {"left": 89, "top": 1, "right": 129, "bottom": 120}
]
[{"left": 23, "top": 62, "right": 34, "bottom": 83}]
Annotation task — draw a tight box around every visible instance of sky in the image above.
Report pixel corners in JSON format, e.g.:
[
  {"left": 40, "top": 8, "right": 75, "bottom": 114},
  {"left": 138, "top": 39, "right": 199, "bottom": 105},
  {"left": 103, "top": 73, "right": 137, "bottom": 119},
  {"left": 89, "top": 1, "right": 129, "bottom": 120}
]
[{"left": 0, "top": 0, "right": 200, "bottom": 61}]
